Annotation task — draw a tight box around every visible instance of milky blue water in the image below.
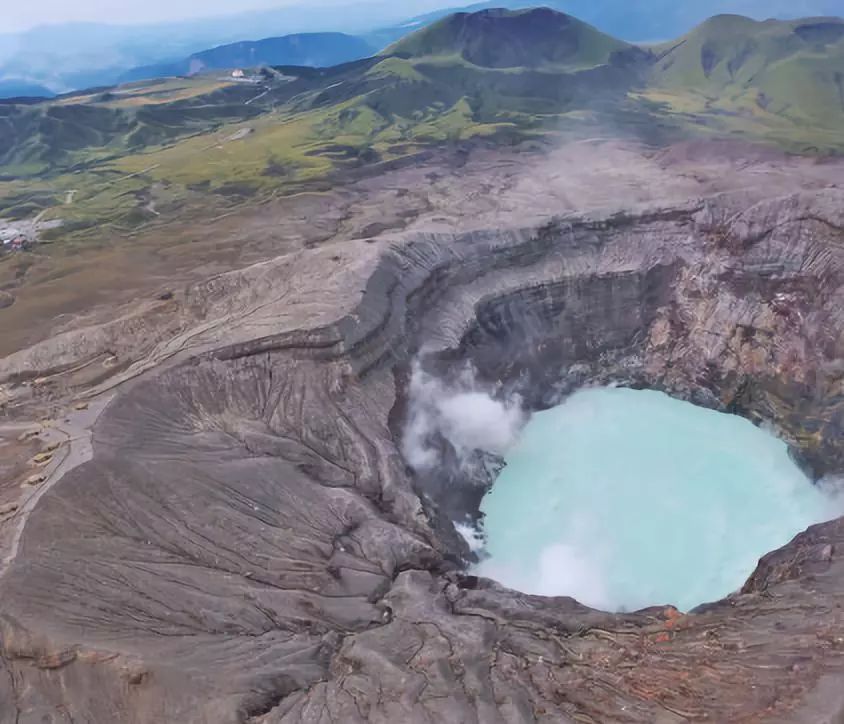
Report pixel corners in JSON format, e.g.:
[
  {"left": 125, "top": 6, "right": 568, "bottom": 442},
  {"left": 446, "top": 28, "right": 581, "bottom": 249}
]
[{"left": 474, "top": 387, "right": 837, "bottom": 612}]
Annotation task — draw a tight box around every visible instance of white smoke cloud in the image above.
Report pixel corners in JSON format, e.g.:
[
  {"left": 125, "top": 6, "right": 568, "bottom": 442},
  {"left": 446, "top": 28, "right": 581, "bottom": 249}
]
[
  {"left": 535, "top": 543, "right": 611, "bottom": 608},
  {"left": 473, "top": 542, "right": 612, "bottom": 610},
  {"left": 818, "top": 475, "right": 844, "bottom": 517},
  {"left": 401, "top": 360, "right": 525, "bottom": 471},
  {"left": 454, "top": 521, "right": 486, "bottom": 553},
  {"left": 473, "top": 510, "right": 615, "bottom": 610},
  {"left": 437, "top": 391, "right": 523, "bottom": 454}
]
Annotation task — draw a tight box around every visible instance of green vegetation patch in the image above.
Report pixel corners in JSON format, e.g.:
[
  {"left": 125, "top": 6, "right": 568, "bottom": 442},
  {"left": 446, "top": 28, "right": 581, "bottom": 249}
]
[{"left": 1, "top": 9, "right": 843, "bottom": 243}]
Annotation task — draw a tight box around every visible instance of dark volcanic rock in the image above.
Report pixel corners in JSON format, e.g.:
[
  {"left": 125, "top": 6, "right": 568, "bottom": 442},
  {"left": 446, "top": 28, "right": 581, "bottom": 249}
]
[{"left": 2, "top": 190, "right": 844, "bottom": 722}]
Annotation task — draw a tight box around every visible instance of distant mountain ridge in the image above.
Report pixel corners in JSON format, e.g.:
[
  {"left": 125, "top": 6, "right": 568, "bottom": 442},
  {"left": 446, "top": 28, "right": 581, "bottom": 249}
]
[
  {"left": 4, "top": 8, "right": 844, "bottom": 176},
  {"left": 2, "top": 7, "right": 844, "bottom": 234},
  {"left": 1, "top": 0, "right": 841, "bottom": 98},
  {"left": 122, "top": 33, "right": 376, "bottom": 83},
  {"left": 0, "top": 79, "right": 55, "bottom": 99},
  {"left": 0, "top": 1, "right": 422, "bottom": 97},
  {"left": 367, "top": 0, "right": 844, "bottom": 49}
]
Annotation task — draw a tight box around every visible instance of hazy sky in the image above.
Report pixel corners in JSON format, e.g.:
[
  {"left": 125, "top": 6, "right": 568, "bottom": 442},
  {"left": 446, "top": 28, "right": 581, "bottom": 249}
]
[{"left": 5, "top": 0, "right": 398, "bottom": 33}]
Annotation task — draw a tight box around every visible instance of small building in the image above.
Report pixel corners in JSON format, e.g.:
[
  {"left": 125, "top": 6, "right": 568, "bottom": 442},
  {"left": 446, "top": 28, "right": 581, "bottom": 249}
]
[{"left": 231, "top": 69, "right": 245, "bottom": 79}]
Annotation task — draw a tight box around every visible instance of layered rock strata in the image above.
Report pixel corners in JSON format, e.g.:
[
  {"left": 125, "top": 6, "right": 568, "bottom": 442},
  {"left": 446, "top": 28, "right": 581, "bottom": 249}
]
[{"left": 1, "top": 190, "right": 844, "bottom": 722}]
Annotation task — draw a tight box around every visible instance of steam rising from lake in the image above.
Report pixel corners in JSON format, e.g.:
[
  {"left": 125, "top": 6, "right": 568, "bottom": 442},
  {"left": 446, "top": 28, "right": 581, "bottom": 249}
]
[
  {"left": 472, "top": 387, "right": 842, "bottom": 612},
  {"left": 402, "top": 361, "right": 524, "bottom": 470}
]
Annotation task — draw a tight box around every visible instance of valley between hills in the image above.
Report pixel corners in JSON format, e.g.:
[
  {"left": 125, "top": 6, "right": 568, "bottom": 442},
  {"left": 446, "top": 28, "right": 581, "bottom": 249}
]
[{"left": 1, "top": 7, "right": 844, "bottom": 723}]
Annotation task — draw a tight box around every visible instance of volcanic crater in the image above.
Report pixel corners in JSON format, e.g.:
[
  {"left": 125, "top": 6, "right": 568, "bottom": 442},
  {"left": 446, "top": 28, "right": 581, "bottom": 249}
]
[{"left": 2, "top": 183, "right": 844, "bottom": 722}]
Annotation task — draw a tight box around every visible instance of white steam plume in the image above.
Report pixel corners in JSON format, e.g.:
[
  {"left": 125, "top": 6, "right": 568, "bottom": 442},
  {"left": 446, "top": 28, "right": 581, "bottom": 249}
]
[{"left": 402, "top": 360, "right": 525, "bottom": 471}]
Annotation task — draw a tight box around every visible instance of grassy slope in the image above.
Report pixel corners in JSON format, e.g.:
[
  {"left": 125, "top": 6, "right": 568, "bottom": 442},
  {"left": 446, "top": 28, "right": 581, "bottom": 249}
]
[
  {"left": 0, "top": 78, "right": 268, "bottom": 178},
  {"left": 1, "top": 9, "right": 843, "bottom": 242},
  {"left": 642, "top": 15, "right": 844, "bottom": 147}
]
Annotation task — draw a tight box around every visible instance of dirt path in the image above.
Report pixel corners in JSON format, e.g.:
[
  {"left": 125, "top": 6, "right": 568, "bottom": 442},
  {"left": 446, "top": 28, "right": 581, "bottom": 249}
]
[{"left": 0, "top": 395, "right": 112, "bottom": 577}]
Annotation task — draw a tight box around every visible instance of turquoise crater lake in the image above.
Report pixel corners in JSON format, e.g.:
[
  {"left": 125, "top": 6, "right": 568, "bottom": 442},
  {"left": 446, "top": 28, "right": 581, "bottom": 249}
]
[{"left": 473, "top": 387, "right": 838, "bottom": 612}]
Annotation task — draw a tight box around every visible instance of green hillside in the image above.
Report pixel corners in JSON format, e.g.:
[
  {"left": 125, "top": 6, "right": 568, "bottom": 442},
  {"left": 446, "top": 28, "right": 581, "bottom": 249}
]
[
  {"left": 0, "top": 77, "right": 279, "bottom": 178},
  {"left": 386, "top": 7, "right": 632, "bottom": 69},
  {"left": 1, "top": 8, "right": 843, "bottom": 243},
  {"left": 646, "top": 15, "right": 844, "bottom": 133}
]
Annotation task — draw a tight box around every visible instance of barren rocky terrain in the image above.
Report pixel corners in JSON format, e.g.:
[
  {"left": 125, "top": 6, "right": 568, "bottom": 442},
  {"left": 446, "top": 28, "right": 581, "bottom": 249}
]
[{"left": 1, "top": 138, "right": 844, "bottom": 722}]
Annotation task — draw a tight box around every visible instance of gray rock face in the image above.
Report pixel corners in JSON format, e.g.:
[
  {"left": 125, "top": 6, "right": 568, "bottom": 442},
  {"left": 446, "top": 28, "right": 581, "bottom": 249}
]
[{"left": 2, "top": 190, "right": 844, "bottom": 722}]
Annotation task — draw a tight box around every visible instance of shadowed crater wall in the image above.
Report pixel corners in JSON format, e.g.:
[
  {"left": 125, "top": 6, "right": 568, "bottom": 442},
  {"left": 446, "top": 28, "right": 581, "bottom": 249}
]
[{"left": 2, "top": 190, "right": 844, "bottom": 723}]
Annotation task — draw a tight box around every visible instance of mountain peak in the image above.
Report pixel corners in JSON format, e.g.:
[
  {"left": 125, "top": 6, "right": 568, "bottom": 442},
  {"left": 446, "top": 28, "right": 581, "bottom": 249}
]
[{"left": 386, "top": 7, "right": 631, "bottom": 69}]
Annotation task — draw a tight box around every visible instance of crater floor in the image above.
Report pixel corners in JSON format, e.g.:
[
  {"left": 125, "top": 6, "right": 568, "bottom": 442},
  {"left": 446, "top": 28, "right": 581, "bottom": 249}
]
[{"left": 1, "top": 142, "right": 844, "bottom": 722}]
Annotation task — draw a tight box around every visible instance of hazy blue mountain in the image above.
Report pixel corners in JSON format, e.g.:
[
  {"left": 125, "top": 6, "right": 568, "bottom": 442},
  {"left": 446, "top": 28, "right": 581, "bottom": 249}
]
[
  {"left": 121, "top": 33, "right": 376, "bottom": 83},
  {"left": 0, "top": 0, "right": 402, "bottom": 92},
  {"left": 0, "top": 0, "right": 436, "bottom": 93},
  {"left": 0, "top": 79, "right": 55, "bottom": 99},
  {"left": 0, "top": 23, "right": 225, "bottom": 95}
]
